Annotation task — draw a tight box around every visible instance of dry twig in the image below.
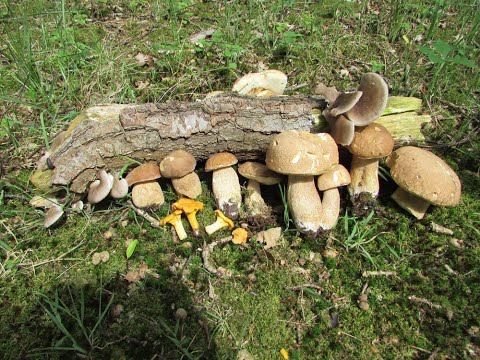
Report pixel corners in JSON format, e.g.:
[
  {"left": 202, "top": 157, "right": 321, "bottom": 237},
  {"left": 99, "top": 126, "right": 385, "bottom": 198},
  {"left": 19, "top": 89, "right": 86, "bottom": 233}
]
[
  {"left": 127, "top": 200, "right": 160, "bottom": 227},
  {"left": 202, "top": 236, "right": 232, "bottom": 277},
  {"left": 408, "top": 295, "right": 442, "bottom": 310},
  {"left": 362, "top": 270, "right": 396, "bottom": 277}
]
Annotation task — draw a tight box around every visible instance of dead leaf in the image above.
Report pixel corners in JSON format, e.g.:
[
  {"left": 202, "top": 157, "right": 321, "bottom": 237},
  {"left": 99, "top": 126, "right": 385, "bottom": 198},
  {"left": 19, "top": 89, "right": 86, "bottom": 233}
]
[
  {"left": 256, "top": 227, "right": 282, "bottom": 249},
  {"left": 138, "top": 262, "right": 148, "bottom": 278},
  {"left": 189, "top": 28, "right": 216, "bottom": 43},
  {"left": 134, "top": 80, "right": 150, "bottom": 91},
  {"left": 134, "top": 53, "right": 156, "bottom": 68},
  {"left": 124, "top": 271, "right": 141, "bottom": 283}
]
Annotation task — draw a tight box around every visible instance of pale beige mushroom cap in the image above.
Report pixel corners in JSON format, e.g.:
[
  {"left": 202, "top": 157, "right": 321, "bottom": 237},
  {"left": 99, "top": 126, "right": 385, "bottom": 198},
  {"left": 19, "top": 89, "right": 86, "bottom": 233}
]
[
  {"left": 317, "top": 164, "right": 351, "bottom": 191},
  {"left": 44, "top": 204, "right": 64, "bottom": 228},
  {"left": 205, "top": 152, "right": 238, "bottom": 172},
  {"left": 126, "top": 162, "right": 161, "bottom": 186},
  {"left": 266, "top": 131, "right": 338, "bottom": 175},
  {"left": 159, "top": 150, "right": 196, "bottom": 178},
  {"left": 386, "top": 146, "right": 461, "bottom": 206},
  {"left": 232, "top": 69, "right": 287, "bottom": 96},
  {"left": 348, "top": 123, "right": 394, "bottom": 159},
  {"left": 238, "top": 162, "right": 284, "bottom": 185}
]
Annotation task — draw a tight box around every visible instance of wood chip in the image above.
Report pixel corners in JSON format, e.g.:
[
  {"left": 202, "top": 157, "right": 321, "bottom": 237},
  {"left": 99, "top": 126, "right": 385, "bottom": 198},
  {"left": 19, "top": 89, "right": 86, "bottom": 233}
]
[{"left": 431, "top": 222, "right": 453, "bottom": 235}]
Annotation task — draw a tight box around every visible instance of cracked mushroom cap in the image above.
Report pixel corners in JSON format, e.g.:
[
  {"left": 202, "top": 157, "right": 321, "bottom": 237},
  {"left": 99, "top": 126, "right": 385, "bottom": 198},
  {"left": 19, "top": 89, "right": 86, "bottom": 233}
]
[
  {"left": 159, "top": 150, "right": 196, "bottom": 178},
  {"left": 317, "top": 164, "right": 351, "bottom": 191},
  {"left": 232, "top": 69, "right": 287, "bottom": 96},
  {"left": 238, "top": 162, "right": 284, "bottom": 185},
  {"left": 386, "top": 146, "right": 461, "bottom": 206},
  {"left": 345, "top": 73, "right": 389, "bottom": 126},
  {"left": 205, "top": 152, "right": 238, "bottom": 172},
  {"left": 125, "top": 162, "right": 161, "bottom": 186},
  {"left": 266, "top": 131, "right": 338, "bottom": 175},
  {"left": 348, "top": 123, "right": 394, "bottom": 159}
]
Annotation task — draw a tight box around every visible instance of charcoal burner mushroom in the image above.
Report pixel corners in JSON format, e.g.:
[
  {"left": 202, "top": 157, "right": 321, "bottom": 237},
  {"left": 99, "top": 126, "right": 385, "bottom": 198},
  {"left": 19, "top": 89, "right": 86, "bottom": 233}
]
[
  {"left": 160, "top": 150, "right": 202, "bottom": 199},
  {"left": 126, "top": 162, "right": 164, "bottom": 208},
  {"left": 205, "top": 152, "right": 242, "bottom": 220},
  {"left": 266, "top": 131, "right": 338, "bottom": 236},
  {"left": 385, "top": 146, "right": 461, "bottom": 219},
  {"left": 87, "top": 170, "right": 114, "bottom": 204},
  {"left": 347, "top": 123, "right": 394, "bottom": 199}
]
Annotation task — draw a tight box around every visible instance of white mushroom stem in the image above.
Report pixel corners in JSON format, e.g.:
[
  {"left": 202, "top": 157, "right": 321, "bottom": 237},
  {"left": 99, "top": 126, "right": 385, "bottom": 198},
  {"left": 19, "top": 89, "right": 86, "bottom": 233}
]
[
  {"left": 245, "top": 179, "right": 270, "bottom": 217},
  {"left": 391, "top": 187, "right": 430, "bottom": 220},
  {"left": 319, "top": 188, "right": 340, "bottom": 231},
  {"left": 287, "top": 175, "right": 323, "bottom": 235},
  {"left": 205, "top": 218, "right": 230, "bottom": 235},
  {"left": 212, "top": 167, "right": 242, "bottom": 220},
  {"left": 348, "top": 157, "right": 380, "bottom": 198}
]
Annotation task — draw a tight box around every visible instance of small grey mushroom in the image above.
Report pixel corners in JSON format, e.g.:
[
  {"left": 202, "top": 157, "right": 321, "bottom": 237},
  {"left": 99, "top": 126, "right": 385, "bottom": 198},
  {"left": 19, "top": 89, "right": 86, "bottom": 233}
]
[
  {"left": 44, "top": 204, "right": 64, "bottom": 228},
  {"left": 87, "top": 170, "right": 114, "bottom": 204}
]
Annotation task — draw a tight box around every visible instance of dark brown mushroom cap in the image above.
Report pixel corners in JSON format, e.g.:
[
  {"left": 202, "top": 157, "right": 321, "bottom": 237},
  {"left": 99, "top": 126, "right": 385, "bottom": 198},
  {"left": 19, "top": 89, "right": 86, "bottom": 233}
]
[
  {"left": 126, "top": 162, "right": 161, "bottom": 186},
  {"left": 345, "top": 73, "right": 389, "bottom": 126},
  {"left": 160, "top": 150, "right": 196, "bottom": 178},
  {"left": 325, "top": 112, "right": 356, "bottom": 146},
  {"left": 238, "top": 162, "right": 284, "bottom": 185},
  {"left": 385, "top": 146, "right": 461, "bottom": 206},
  {"left": 348, "top": 123, "right": 394, "bottom": 159},
  {"left": 205, "top": 152, "right": 238, "bottom": 172},
  {"left": 266, "top": 131, "right": 338, "bottom": 175}
]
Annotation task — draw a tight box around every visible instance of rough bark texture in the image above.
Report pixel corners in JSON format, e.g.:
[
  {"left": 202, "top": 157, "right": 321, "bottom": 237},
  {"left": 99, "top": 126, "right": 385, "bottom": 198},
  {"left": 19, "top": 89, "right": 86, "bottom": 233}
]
[{"left": 46, "top": 94, "right": 325, "bottom": 193}]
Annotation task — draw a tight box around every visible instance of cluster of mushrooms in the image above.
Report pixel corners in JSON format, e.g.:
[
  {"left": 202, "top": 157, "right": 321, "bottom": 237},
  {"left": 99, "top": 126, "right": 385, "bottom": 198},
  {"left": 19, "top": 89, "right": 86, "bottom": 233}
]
[{"left": 36, "top": 70, "right": 462, "bottom": 239}]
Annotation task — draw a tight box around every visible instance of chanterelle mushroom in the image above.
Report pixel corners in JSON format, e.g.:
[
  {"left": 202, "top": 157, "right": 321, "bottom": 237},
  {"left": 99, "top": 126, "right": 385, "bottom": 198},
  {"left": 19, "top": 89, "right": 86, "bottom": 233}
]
[
  {"left": 266, "top": 131, "right": 338, "bottom": 236},
  {"left": 205, "top": 152, "right": 242, "bottom": 220},
  {"left": 160, "top": 210, "right": 187, "bottom": 240},
  {"left": 172, "top": 198, "right": 204, "bottom": 237},
  {"left": 385, "top": 146, "right": 461, "bottom": 219},
  {"left": 205, "top": 210, "right": 234, "bottom": 235}
]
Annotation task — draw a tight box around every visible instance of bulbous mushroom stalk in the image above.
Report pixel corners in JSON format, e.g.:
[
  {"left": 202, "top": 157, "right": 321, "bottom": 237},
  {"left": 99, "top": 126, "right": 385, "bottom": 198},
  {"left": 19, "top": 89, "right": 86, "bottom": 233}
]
[
  {"left": 87, "top": 170, "right": 114, "bottom": 204},
  {"left": 205, "top": 152, "right": 242, "bottom": 220},
  {"left": 205, "top": 210, "right": 234, "bottom": 235},
  {"left": 348, "top": 157, "right": 381, "bottom": 198},
  {"left": 172, "top": 198, "right": 204, "bottom": 237},
  {"left": 160, "top": 210, "right": 187, "bottom": 240},
  {"left": 126, "top": 162, "right": 164, "bottom": 208}
]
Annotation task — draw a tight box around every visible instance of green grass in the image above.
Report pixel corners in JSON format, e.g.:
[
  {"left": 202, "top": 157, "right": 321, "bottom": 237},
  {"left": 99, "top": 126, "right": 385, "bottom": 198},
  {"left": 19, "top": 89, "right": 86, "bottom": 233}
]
[{"left": 1, "top": 0, "right": 479, "bottom": 359}]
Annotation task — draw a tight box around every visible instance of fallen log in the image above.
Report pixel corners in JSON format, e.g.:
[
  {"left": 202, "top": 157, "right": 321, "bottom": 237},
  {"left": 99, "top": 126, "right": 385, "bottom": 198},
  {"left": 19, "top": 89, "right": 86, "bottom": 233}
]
[{"left": 30, "top": 94, "right": 429, "bottom": 193}]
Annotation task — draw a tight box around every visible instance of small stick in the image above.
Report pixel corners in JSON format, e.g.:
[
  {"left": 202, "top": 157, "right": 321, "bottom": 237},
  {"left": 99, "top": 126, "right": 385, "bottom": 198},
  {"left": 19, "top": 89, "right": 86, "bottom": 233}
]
[
  {"left": 289, "top": 284, "right": 323, "bottom": 291},
  {"left": 444, "top": 264, "right": 457, "bottom": 275},
  {"left": 202, "top": 236, "right": 232, "bottom": 277},
  {"left": 362, "top": 271, "right": 396, "bottom": 277},
  {"left": 431, "top": 222, "right": 454, "bottom": 235},
  {"left": 337, "top": 331, "right": 362, "bottom": 341},
  {"left": 408, "top": 295, "right": 442, "bottom": 310},
  {"left": 127, "top": 201, "right": 160, "bottom": 228}
]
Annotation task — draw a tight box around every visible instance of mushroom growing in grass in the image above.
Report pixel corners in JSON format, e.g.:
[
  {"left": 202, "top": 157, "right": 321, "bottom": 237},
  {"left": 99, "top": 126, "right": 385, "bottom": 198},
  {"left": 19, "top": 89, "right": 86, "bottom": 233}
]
[
  {"left": 110, "top": 172, "right": 129, "bottom": 199},
  {"left": 316, "top": 164, "right": 351, "bottom": 230},
  {"left": 232, "top": 69, "right": 287, "bottom": 96},
  {"left": 160, "top": 210, "right": 187, "bottom": 240},
  {"left": 266, "top": 131, "right": 339, "bottom": 236},
  {"left": 205, "top": 210, "right": 234, "bottom": 235},
  {"left": 160, "top": 150, "right": 202, "bottom": 199},
  {"left": 172, "top": 198, "right": 204, "bottom": 237},
  {"left": 88, "top": 170, "right": 114, "bottom": 204},
  {"left": 385, "top": 146, "right": 461, "bottom": 219},
  {"left": 126, "top": 162, "right": 164, "bottom": 208},
  {"left": 205, "top": 152, "right": 242, "bottom": 220},
  {"left": 238, "top": 162, "right": 283, "bottom": 219},
  {"left": 347, "top": 123, "right": 394, "bottom": 199},
  {"left": 44, "top": 204, "right": 64, "bottom": 228}
]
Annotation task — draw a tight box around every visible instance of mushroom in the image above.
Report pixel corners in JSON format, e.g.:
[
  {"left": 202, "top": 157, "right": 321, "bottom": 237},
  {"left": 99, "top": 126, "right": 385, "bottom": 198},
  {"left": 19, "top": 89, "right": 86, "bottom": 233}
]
[
  {"left": 160, "top": 150, "right": 202, "bottom": 199},
  {"left": 316, "top": 164, "right": 351, "bottom": 230},
  {"left": 266, "top": 131, "right": 339, "bottom": 236},
  {"left": 205, "top": 210, "right": 234, "bottom": 235},
  {"left": 110, "top": 172, "right": 129, "bottom": 199},
  {"left": 205, "top": 152, "right": 242, "bottom": 220},
  {"left": 172, "top": 198, "right": 204, "bottom": 237},
  {"left": 232, "top": 69, "right": 287, "bottom": 96},
  {"left": 232, "top": 228, "right": 248, "bottom": 245},
  {"left": 71, "top": 200, "right": 84, "bottom": 212},
  {"left": 87, "top": 170, "right": 114, "bottom": 204},
  {"left": 385, "top": 146, "right": 461, "bottom": 219},
  {"left": 237, "top": 162, "right": 283, "bottom": 219},
  {"left": 159, "top": 210, "right": 188, "bottom": 240},
  {"left": 126, "top": 162, "right": 164, "bottom": 208},
  {"left": 347, "top": 123, "right": 394, "bottom": 199},
  {"left": 44, "top": 204, "right": 64, "bottom": 228}
]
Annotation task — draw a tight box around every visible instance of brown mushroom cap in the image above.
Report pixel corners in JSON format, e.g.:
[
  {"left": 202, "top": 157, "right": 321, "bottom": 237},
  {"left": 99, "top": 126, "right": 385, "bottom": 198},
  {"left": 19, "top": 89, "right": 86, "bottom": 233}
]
[
  {"left": 385, "top": 146, "right": 461, "bottom": 206},
  {"left": 329, "top": 91, "right": 363, "bottom": 117},
  {"left": 159, "top": 150, "right": 196, "bottom": 178},
  {"left": 205, "top": 152, "right": 238, "bottom": 172},
  {"left": 126, "top": 162, "right": 161, "bottom": 186},
  {"left": 348, "top": 123, "right": 394, "bottom": 159},
  {"left": 266, "top": 131, "right": 338, "bottom": 175},
  {"left": 238, "top": 162, "right": 284, "bottom": 185},
  {"left": 345, "top": 73, "right": 389, "bottom": 126},
  {"left": 317, "top": 164, "right": 351, "bottom": 191}
]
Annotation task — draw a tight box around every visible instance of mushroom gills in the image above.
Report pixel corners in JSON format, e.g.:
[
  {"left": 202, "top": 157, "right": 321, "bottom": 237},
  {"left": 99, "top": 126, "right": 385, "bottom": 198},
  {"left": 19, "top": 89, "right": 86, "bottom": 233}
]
[{"left": 391, "top": 187, "right": 430, "bottom": 219}]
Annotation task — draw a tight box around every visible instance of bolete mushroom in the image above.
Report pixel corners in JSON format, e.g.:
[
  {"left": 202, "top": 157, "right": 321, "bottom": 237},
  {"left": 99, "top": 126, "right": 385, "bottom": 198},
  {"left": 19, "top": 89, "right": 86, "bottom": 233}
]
[
  {"left": 232, "top": 69, "right": 287, "bottom": 96},
  {"left": 160, "top": 210, "right": 187, "bottom": 240},
  {"left": 87, "top": 170, "right": 114, "bottom": 204},
  {"left": 126, "top": 162, "right": 164, "bottom": 208},
  {"left": 172, "top": 198, "right": 204, "bottom": 237},
  {"left": 266, "top": 131, "right": 338, "bottom": 236},
  {"left": 205, "top": 210, "right": 234, "bottom": 235},
  {"left": 385, "top": 146, "right": 461, "bottom": 219},
  {"left": 238, "top": 162, "right": 283, "bottom": 219},
  {"left": 160, "top": 150, "right": 202, "bottom": 199},
  {"left": 347, "top": 123, "right": 394, "bottom": 199},
  {"left": 205, "top": 152, "right": 242, "bottom": 220}
]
